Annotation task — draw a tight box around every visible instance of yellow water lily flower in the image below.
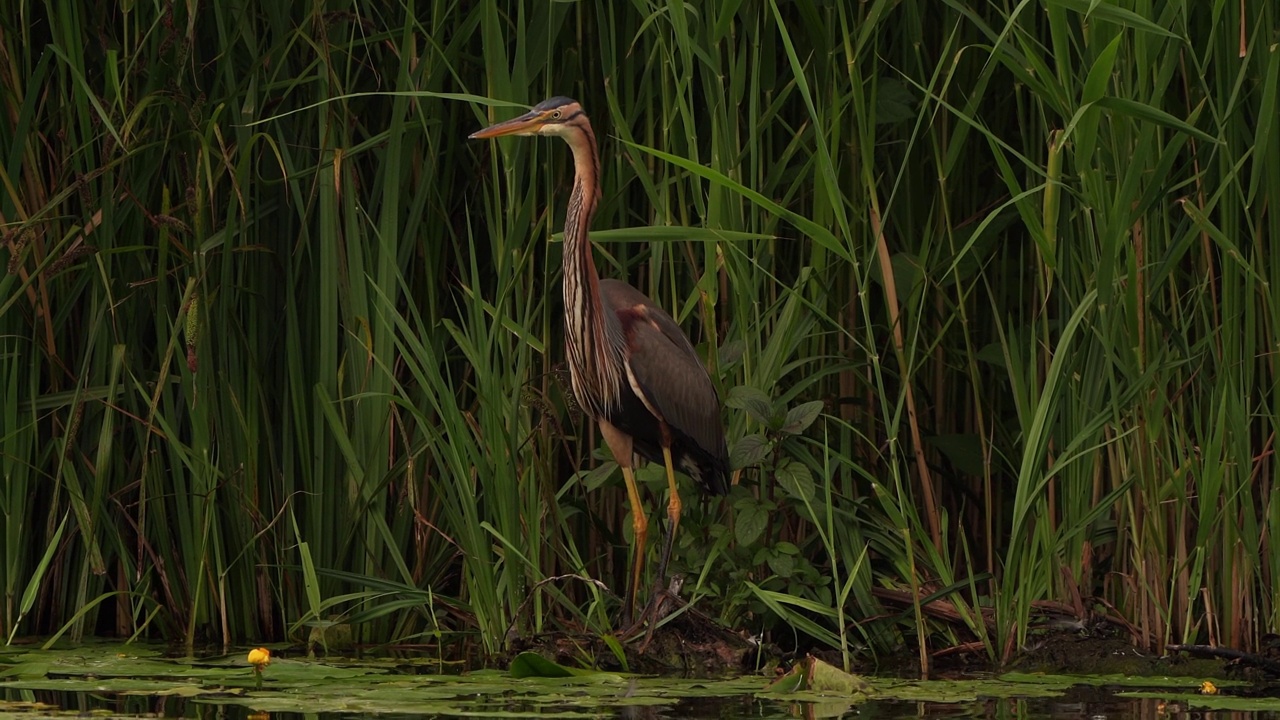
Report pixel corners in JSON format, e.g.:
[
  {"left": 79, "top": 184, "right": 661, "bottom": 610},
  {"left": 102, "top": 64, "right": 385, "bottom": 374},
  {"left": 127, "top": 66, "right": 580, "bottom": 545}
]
[
  {"left": 1200, "top": 680, "right": 1218, "bottom": 695},
  {"left": 247, "top": 647, "right": 271, "bottom": 668}
]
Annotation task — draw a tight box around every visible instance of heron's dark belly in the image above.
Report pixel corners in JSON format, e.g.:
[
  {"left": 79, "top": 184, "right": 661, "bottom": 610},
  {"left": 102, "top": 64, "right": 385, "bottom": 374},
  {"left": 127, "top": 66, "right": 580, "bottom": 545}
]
[
  {"left": 604, "top": 384, "right": 727, "bottom": 496},
  {"left": 606, "top": 385, "right": 665, "bottom": 464}
]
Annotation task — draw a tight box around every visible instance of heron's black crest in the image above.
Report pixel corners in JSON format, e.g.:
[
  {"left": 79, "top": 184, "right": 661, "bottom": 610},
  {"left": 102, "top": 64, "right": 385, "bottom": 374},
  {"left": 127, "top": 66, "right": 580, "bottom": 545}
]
[{"left": 533, "top": 96, "right": 577, "bottom": 112}]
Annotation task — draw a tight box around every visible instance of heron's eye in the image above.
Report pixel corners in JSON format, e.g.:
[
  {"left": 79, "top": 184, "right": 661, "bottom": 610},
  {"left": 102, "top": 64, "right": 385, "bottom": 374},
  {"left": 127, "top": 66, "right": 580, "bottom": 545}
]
[{"left": 550, "top": 110, "right": 562, "bottom": 120}]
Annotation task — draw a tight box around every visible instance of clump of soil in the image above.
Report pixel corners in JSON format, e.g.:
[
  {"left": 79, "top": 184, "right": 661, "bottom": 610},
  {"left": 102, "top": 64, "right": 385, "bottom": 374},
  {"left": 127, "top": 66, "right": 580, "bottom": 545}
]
[
  {"left": 507, "top": 609, "right": 762, "bottom": 675},
  {"left": 508, "top": 608, "right": 1280, "bottom": 686},
  {"left": 1010, "top": 631, "right": 1225, "bottom": 678}
]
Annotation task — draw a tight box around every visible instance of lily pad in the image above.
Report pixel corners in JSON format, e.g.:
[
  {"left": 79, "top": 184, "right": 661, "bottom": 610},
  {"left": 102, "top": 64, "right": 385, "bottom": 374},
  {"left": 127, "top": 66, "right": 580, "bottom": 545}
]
[
  {"left": 0, "top": 645, "right": 773, "bottom": 716},
  {"left": 509, "top": 652, "right": 590, "bottom": 678},
  {"left": 761, "top": 656, "right": 872, "bottom": 698},
  {"left": 1001, "top": 671, "right": 1243, "bottom": 689},
  {"left": 1119, "top": 690, "right": 1280, "bottom": 711},
  {"left": 870, "top": 677, "right": 1070, "bottom": 702}
]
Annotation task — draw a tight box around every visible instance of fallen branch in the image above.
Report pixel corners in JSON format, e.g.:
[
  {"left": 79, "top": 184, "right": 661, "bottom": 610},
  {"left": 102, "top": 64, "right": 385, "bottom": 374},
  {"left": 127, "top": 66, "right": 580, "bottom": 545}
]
[{"left": 1167, "top": 644, "right": 1280, "bottom": 675}]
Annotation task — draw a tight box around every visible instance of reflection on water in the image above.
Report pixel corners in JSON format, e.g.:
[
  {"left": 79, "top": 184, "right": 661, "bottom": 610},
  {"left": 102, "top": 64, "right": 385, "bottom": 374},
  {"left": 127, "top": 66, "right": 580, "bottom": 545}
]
[{"left": 3, "top": 686, "right": 1278, "bottom": 720}]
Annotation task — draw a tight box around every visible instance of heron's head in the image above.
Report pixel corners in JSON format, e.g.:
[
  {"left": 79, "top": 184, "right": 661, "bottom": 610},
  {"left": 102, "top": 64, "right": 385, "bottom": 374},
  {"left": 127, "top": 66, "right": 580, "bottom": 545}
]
[{"left": 469, "top": 97, "right": 585, "bottom": 141}]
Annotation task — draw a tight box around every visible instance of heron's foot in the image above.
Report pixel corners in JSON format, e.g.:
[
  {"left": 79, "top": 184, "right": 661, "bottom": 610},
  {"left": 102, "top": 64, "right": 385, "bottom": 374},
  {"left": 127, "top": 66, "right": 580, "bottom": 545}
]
[{"left": 618, "top": 574, "right": 686, "bottom": 650}]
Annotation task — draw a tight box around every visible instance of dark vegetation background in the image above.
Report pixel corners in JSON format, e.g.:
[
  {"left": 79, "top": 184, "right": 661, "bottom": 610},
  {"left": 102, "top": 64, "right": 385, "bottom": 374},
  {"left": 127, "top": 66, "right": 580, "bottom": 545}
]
[{"left": 1, "top": 0, "right": 1277, "bottom": 665}]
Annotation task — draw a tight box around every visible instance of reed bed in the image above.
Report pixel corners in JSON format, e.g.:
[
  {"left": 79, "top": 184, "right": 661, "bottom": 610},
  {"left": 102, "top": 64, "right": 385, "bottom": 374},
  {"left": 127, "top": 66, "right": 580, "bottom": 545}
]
[{"left": 1, "top": 1, "right": 1275, "bottom": 665}]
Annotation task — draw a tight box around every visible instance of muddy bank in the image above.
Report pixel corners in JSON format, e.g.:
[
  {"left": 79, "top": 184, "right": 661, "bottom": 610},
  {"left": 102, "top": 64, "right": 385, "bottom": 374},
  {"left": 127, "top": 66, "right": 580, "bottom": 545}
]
[{"left": 510, "top": 622, "right": 1280, "bottom": 686}]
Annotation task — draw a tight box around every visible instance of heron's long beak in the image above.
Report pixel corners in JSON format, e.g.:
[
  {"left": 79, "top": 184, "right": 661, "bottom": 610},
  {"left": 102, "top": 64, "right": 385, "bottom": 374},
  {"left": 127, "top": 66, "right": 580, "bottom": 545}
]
[{"left": 469, "top": 109, "right": 543, "bottom": 139}]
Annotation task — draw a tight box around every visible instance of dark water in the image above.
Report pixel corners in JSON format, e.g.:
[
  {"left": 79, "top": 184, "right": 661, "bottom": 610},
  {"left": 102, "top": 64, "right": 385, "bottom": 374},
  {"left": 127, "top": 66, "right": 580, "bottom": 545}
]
[{"left": 4, "top": 686, "right": 1278, "bottom": 720}]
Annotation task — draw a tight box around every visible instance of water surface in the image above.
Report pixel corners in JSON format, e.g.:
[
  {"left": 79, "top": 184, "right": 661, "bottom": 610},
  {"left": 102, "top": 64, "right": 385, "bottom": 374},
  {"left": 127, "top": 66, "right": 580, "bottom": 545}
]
[{"left": 1, "top": 643, "right": 1273, "bottom": 719}]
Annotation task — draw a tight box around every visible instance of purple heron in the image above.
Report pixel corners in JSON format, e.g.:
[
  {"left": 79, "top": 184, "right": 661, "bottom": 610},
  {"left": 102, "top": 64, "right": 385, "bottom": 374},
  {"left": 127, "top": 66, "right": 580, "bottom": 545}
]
[{"left": 471, "top": 97, "right": 728, "bottom": 627}]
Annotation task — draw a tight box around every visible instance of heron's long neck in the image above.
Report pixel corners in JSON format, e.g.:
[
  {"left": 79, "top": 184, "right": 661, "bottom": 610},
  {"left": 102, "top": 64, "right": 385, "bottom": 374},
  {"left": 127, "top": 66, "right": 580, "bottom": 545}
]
[{"left": 561, "top": 125, "right": 619, "bottom": 417}]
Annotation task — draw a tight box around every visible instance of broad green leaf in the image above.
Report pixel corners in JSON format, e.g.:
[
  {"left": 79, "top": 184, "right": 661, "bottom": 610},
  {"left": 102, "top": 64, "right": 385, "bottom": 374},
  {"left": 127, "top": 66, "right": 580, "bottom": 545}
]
[
  {"left": 726, "top": 386, "right": 776, "bottom": 427},
  {"left": 508, "top": 652, "right": 576, "bottom": 678},
  {"left": 764, "top": 663, "right": 806, "bottom": 693},
  {"left": 776, "top": 460, "right": 816, "bottom": 503},
  {"left": 730, "top": 433, "right": 773, "bottom": 470},
  {"left": 734, "top": 502, "right": 769, "bottom": 546},
  {"left": 766, "top": 550, "right": 795, "bottom": 577},
  {"left": 806, "top": 656, "right": 874, "bottom": 695},
  {"left": 781, "top": 401, "right": 824, "bottom": 435}
]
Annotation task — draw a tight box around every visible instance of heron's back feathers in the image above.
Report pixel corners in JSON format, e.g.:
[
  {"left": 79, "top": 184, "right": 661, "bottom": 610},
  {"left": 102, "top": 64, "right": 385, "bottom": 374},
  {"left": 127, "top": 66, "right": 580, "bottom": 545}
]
[{"left": 599, "top": 279, "right": 729, "bottom": 496}]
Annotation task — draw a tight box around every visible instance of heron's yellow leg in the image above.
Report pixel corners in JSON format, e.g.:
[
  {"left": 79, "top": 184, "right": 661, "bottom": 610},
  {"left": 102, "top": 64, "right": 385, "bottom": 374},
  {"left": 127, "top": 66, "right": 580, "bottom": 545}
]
[
  {"left": 655, "top": 445, "right": 682, "bottom": 585},
  {"left": 598, "top": 419, "right": 647, "bottom": 622},
  {"left": 635, "top": 445, "right": 685, "bottom": 647},
  {"left": 620, "top": 463, "right": 648, "bottom": 619}
]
